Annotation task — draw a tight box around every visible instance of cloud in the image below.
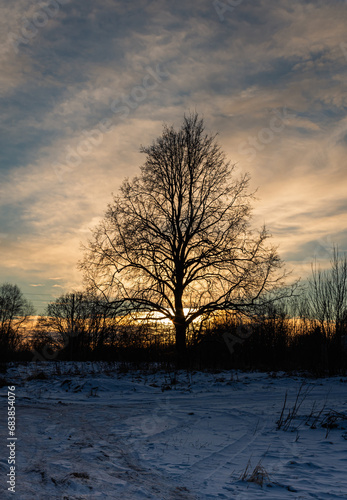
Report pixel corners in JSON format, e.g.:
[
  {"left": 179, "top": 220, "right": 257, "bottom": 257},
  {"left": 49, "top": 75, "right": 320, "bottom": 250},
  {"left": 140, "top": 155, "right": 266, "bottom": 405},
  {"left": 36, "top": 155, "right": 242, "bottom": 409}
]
[{"left": 0, "top": 0, "right": 346, "bottom": 297}]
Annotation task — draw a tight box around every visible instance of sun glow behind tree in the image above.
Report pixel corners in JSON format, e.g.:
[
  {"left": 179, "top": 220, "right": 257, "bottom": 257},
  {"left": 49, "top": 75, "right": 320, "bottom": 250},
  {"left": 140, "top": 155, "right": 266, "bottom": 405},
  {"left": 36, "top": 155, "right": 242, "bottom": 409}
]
[{"left": 81, "top": 114, "right": 293, "bottom": 363}]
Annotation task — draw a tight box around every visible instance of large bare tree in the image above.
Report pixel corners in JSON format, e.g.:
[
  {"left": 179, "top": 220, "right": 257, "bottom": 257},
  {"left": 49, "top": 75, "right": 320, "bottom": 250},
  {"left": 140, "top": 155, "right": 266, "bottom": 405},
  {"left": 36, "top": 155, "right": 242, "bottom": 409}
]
[{"left": 80, "top": 114, "right": 289, "bottom": 360}]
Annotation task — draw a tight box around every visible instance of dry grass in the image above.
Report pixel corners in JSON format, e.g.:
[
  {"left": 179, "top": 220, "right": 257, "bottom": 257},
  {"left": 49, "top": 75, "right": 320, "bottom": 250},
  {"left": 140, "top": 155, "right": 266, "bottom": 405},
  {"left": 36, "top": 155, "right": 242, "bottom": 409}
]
[
  {"left": 276, "top": 382, "right": 313, "bottom": 431},
  {"left": 240, "top": 459, "right": 270, "bottom": 487}
]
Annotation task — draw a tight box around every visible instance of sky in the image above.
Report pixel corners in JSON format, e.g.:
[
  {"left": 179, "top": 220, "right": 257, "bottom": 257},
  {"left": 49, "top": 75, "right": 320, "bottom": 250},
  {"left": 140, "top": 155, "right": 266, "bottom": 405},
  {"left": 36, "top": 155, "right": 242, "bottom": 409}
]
[{"left": 0, "top": 0, "right": 347, "bottom": 313}]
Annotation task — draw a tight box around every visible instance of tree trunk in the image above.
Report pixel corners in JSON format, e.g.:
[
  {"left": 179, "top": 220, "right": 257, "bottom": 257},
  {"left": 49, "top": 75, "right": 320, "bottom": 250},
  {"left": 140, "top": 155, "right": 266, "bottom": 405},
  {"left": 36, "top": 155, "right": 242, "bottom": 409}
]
[
  {"left": 174, "top": 280, "right": 187, "bottom": 365},
  {"left": 175, "top": 322, "right": 187, "bottom": 366}
]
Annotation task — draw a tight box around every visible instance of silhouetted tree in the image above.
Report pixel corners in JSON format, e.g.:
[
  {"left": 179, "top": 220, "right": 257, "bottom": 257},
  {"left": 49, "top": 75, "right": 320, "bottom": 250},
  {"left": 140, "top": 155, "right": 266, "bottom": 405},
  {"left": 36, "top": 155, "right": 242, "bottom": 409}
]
[
  {"left": 33, "top": 291, "right": 128, "bottom": 359},
  {"left": 33, "top": 292, "right": 87, "bottom": 359},
  {"left": 81, "top": 114, "right": 290, "bottom": 363},
  {"left": 0, "top": 283, "right": 34, "bottom": 358},
  {"left": 306, "top": 248, "right": 347, "bottom": 339}
]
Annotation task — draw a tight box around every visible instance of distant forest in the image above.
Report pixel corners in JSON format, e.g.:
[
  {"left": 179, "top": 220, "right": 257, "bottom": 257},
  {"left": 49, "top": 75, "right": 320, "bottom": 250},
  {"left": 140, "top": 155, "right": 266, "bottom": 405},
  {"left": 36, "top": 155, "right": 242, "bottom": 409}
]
[{"left": 1, "top": 248, "right": 347, "bottom": 374}]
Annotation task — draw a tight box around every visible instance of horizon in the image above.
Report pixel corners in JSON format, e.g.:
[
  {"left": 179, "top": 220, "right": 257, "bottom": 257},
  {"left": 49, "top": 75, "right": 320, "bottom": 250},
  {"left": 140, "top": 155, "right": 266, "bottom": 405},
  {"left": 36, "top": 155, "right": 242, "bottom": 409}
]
[{"left": 1, "top": 0, "right": 347, "bottom": 313}]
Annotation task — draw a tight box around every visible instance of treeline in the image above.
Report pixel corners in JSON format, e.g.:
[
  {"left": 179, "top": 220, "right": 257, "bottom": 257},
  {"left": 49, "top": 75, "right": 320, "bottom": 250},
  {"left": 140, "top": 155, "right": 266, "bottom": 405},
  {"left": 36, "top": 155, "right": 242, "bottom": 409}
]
[
  {"left": 0, "top": 283, "right": 35, "bottom": 361},
  {"left": 1, "top": 250, "right": 347, "bottom": 374}
]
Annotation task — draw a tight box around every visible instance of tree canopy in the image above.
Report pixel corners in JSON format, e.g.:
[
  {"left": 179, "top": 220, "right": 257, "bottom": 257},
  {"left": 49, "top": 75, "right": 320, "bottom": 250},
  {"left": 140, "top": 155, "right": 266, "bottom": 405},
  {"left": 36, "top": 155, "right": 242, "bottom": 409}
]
[{"left": 81, "top": 113, "right": 290, "bottom": 360}]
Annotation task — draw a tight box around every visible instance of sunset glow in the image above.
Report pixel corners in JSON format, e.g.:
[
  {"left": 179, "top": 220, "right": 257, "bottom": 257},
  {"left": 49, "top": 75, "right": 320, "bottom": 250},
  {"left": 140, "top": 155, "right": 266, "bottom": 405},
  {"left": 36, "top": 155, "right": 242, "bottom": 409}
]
[{"left": 0, "top": 1, "right": 346, "bottom": 313}]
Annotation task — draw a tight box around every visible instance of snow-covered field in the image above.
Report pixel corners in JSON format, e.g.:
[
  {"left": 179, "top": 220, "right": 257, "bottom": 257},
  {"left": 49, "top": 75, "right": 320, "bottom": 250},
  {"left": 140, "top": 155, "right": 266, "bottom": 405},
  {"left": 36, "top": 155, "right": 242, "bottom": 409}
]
[{"left": 1, "top": 363, "right": 347, "bottom": 499}]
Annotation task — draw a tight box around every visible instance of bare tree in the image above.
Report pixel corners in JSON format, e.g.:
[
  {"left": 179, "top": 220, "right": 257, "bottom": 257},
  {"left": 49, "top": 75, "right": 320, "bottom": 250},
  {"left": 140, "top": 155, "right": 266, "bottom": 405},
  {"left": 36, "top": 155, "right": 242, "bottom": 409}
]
[
  {"left": 0, "top": 283, "right": 35, "bottom": 358},
  {"left": 33, "top": 291, "right": 127, "bottom": 359},
  {"left": 306, "top": 247, "right": 347, "bottom": 339},
  {"left": 80, "top": 114, "right": 290, "bottom": 362}
]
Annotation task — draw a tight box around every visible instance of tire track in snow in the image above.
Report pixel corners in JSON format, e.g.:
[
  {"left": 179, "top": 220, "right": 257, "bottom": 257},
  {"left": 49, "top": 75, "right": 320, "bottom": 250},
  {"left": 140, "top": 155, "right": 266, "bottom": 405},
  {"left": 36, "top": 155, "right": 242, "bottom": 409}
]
[
  {"left": 67, "top": 403, "right": 199, "bottom": 500},
  {"left": 180, "top": 415, "right": 268, "bottom": 491},
  {"left": 13, "top": 400, "right": 198, "bottom": 499}
]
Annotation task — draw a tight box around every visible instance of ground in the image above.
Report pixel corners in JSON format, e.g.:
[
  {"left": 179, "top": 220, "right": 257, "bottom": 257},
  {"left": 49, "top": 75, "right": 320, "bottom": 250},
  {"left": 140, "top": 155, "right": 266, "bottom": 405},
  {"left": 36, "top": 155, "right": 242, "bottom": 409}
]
[{"left": 1, "top": 363, "right": 347, "bottom": 499}]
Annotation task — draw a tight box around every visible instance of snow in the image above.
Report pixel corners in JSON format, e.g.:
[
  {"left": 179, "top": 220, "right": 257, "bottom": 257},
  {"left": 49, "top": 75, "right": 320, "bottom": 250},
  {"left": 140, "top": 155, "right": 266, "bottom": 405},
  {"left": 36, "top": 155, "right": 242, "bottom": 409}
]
[{"left": 1, "top": 363, "right": 347, "bottom": 499}]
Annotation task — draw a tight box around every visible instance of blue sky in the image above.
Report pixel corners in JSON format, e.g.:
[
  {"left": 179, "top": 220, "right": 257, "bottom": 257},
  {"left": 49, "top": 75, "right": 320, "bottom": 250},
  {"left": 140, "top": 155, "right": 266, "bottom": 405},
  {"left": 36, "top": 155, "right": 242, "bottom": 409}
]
[{"left": 1, "top": 0, "right": 347, "bottom": 312}]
